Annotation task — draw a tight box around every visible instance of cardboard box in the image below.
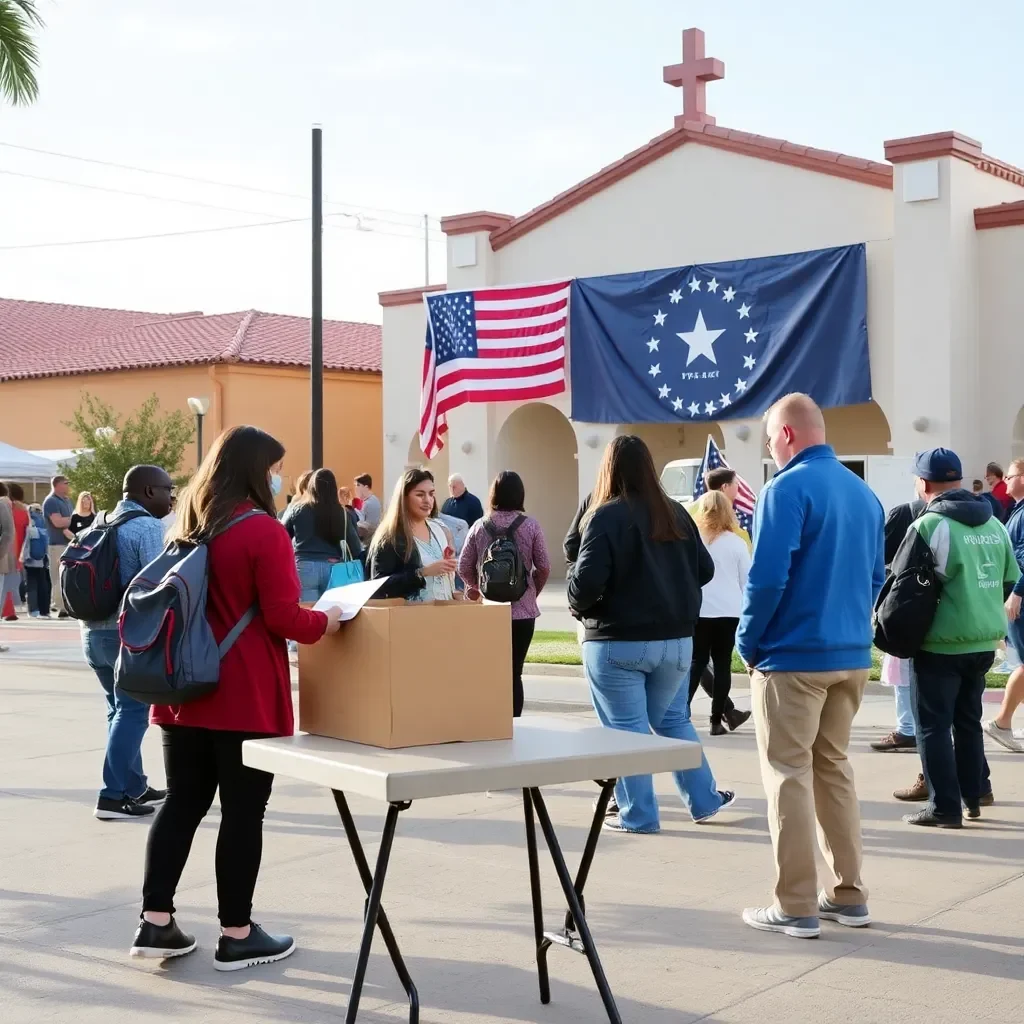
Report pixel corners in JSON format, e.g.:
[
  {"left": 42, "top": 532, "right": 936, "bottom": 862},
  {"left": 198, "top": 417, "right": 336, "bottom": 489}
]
[{"left": 298, "top": 599, "right": 513, "bottom": 748}]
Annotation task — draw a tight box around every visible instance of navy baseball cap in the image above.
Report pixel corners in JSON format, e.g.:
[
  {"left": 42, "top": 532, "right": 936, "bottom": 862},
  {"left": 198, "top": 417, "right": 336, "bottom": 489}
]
[{"left": 913, "top": 448, "right": 963, "bottom": 482}]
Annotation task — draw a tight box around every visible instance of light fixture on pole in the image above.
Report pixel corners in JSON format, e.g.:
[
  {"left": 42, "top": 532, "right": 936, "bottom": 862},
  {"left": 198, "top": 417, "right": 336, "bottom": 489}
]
[{"left": 187, "top": 396, "right": 211, "bottom": 468}]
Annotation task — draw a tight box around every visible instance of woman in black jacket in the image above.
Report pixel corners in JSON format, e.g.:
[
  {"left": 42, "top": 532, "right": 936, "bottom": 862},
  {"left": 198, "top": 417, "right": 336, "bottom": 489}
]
[
  {"left": 367, "top": 468, "right": 457, "bottom": 600},
  {"left": 568, "top": 435, "right": 733, "bottom": 833}
]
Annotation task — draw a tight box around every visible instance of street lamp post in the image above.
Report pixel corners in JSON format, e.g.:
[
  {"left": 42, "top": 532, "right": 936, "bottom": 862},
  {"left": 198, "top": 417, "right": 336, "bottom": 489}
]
[{"left": 187, "top": 396, "right": 211, "bottom": 468}]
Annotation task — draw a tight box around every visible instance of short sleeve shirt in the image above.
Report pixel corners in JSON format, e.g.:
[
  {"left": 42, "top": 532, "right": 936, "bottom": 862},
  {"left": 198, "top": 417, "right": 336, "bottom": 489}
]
[{"left": 42, "top": 493, "right": 72, "bottom": 545}]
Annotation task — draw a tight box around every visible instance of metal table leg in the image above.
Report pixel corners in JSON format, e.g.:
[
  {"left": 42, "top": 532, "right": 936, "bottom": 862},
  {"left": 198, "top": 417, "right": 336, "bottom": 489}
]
[{"left": 331, "top": 790, "right": 419, "bottom": 1024}]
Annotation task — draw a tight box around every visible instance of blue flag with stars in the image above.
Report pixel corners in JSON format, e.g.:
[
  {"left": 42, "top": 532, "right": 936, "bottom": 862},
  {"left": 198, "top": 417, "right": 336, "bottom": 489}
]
[{"left": 569, "top": 244, "right": 869, "bottom": 423}]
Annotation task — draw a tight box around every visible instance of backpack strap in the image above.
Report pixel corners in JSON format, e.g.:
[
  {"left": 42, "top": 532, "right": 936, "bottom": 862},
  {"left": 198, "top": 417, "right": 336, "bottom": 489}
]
[
  {"left": 211, "top": 508, "right": 266, "bottom": 539},
  {"left": 505, "top": 514, "right": 527, "bottom": 538},
  {"left": 218, "top": 605, "right": 258, "bottom": 657},
  {"left": 482, "top": 518, "right": 499, "bottom": 540}
]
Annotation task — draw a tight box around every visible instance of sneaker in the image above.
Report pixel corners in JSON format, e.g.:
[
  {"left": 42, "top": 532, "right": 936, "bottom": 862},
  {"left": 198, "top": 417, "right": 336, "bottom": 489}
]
[
  {"left": 214, "top": 923, "right": 296, "bottom": 972},
  {"left": 29, "top": 611, "right": 40, "bottom": 619},
  {"left": 603, "top": 817, "right": 659, "bottom": 834},
  {"left": 135, "top": 787, "right": 167, "bottom": 806},
  {"left": 965, "top": 805, "right": 981, "bottom": 820},
  {"left": 979, "top": 790, "right": 995, "bottom": 807},
  {"left": 94, "top": 796, "right": 155, "bottom": 820},
  {"left": 893, "top": 773, "right": 928, "bottom": 801},
  {"left": 903, "top": 808, "right": 962, "bottom": 829},
  {"left": 742, "top": 905, "right": 820, "bottom": 939},
  {"left": 694, "top": 790, "right": 737, "bottom": 823},
  {"left": 130, "top": 917, "right": 197, "bottom": 959},
  {"left": 724, "top": 708, "right": 752, "bottom": 731},
  {"left": 983, "top": 719, "right": 1024, "bottom": 753},
  {"left": 818, "top": 892, "right": 871, "bottom": 927},
  {"left": 870, "top": 731, "right": 917, "bottom": 752},
  {"left": 592, "top": 794, "right": 619, "bottom": 817}
]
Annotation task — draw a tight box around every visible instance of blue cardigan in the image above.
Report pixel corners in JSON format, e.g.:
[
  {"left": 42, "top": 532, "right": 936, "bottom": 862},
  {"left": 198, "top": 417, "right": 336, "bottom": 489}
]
[{"left": 736, "top": 445, "right": 885, "bottom": 672}]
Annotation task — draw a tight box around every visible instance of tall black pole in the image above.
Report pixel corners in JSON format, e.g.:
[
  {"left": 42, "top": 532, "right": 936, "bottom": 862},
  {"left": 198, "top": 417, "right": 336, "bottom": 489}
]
[
  {"left": 196, "top": 413, "right": 204, "bottom": 469},
  {"left": 311, "top": 124, "right": 324, "bottom": 470}
]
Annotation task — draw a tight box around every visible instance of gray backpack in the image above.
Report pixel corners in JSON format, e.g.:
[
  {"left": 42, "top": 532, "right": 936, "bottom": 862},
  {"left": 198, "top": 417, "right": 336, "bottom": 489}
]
[{"left": 114, "top": 509, "right": 264, "bottom": 705}]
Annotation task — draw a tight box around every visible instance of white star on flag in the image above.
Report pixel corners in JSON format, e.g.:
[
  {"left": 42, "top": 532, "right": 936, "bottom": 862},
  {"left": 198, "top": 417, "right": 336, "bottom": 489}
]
[
  {"left": 649, "top": 363, "right": 661, "bottom": 377},
  {"left": 738, "top": 302, "right": 751, "bottom": 319},
  {"left": 647, "top": 338, "right": 659, "bottom": 352},
  {"left": 706, "top": 278, "right": 719, "bottom": 293},
  {"left": 658, "top": 383, "right": 671, "bottom": 398},
  {"left": 705, "top": 401, "right": 717, "bottom": 415},
  {"left": 722, "top": 286, "right": 735, "bottom": 302},
  {"left": 669, "top": 289, "right": 682, "bottom": 303},
  {"left": 743, "top": 354, "right": 756, "bottom": 369},
  {"left": 672, "top": 397, "right": 684, "bottom": 411},
  {"left": 677, "top": 310, "right": 726, "bottom": 366},
  {"left": 719, "top": 392, "right": 732, "bottom": 407},
  {"left": 653, "top": 309, "right": 667, "bottom": 326},
  {"left": 745, "top": 328, "right": 758, "bottom": 343},
  {"left": 688, "top": 276, "right": 701, "bottom": 293},
  {"left": 688, "top": 401, "right": 701, "bottom": 416},
  {"left": 735, "top": 378, "right": 748, "bottom": 392}
]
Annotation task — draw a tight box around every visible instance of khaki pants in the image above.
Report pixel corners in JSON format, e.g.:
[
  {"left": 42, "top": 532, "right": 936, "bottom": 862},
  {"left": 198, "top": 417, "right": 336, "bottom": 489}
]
[
  {"left": 48, "top": 544, "right": 66, "bottom": 614},
  {"left": 751, "top": 668, "right": 870, "bottom": 918}
]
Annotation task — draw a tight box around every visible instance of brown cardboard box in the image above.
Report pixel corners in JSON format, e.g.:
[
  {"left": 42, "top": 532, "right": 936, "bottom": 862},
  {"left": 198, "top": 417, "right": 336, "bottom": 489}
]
[{"left": 298, "top": 599, "right": 513, "bottom": 748}]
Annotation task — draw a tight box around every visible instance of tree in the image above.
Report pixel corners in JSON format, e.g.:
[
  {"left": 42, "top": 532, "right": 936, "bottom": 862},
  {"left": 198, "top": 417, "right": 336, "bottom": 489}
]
[
  {"left": 60, "top": 393, "right": 195, "bottom": 510},
  {"left": 0, "top": 0, "right": 43, "bottom": 105}
]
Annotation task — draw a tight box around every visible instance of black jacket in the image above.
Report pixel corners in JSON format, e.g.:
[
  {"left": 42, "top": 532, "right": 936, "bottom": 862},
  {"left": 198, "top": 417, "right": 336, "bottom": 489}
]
[
  {"left": 568, "top": 497, "right": 714, "bottom": 642},
  {"left": 563, "top": 495, "right": 591, "bottom": 566},
  {"left": 367, "top": 533, "right": 427, "bottom": 599},
  {"left": 883, "top": 500, "right": 927, "bottom": 568}
]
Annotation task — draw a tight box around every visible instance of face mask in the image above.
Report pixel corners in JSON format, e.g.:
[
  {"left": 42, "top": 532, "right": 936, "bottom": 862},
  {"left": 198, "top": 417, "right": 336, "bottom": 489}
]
[{"left": 270, "top": 473, "right": 282, "bottom": 497}]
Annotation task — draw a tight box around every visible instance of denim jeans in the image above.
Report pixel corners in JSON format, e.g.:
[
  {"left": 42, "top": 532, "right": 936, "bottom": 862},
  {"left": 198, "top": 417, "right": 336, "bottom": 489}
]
[
  {"left": 296, "top": 557, "right": 336, "bottom": 604},
  {"left": 83, "top": 628, "right": 149, "bottom": 801},
  {"left": 894, "top": 685, "right": 915, "bottom": 737},
  {"left": 583, "top": 637, "right": 723, "bottom": 830},
  {"left": 0, "top": 571, "right": 20, "bottom": 616},
  {"left": 910, "top": 650, "right": 993, "bottom": 819}
]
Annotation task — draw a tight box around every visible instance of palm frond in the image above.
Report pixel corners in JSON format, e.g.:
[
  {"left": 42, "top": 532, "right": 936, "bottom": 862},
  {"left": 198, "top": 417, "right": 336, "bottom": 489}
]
[{"left": 0, "top": 0, "right": 44, "bottom": 106}]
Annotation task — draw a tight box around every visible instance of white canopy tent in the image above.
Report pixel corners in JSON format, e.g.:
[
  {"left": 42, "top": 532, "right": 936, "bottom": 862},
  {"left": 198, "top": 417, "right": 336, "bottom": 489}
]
[{"left": 0, "top": 441, "right": 60, "bottom": 482}]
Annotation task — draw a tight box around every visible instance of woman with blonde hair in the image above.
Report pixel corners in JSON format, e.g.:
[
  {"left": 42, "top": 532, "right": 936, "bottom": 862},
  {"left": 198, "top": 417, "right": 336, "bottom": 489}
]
[
  {"left": 70, "top": 491, "right": 96, "bottom": 534},
  {"left": 688, "top": 490, "right": 752, "bottom": 734}
]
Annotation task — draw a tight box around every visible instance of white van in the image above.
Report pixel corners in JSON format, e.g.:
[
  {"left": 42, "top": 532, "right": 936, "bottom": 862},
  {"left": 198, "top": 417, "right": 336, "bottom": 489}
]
[{"left": 659, "top": 458, "right": 704, "bottom": 504}]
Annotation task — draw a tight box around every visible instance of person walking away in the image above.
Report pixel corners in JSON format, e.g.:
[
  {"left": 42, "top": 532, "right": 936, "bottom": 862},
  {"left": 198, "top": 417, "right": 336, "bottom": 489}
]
[
  {"left": 984, "top": 457, "right": 1024, "bottom": 753},
  {"left": 985, "top": 462, "right": 1013, "bottom": 518},
  {"left": 70, "top": 491, "right": 97, "bottom": 534},
  {"left": 738, "top": 394, "right": 884, "bottom": 938},
  {"left": 459, "top": 471, "right": 551, "bottom": 717},
  {"left": 688, "top": 490, "right": 751, "bottom": 734},
  {"left": 0, "top": 484, "right": 19, "bottom": 641},
  {"left": 1, "top": 483, "right": 29, "bottom": 620},
  {"left": 78, "top": 466, "right": 173, "bottom": 821},
  {"left": 281, "top": 468, "right": 361, "bottom": 604},
  {"left": 367, "top": 469, "right": 456, "bottom": 600},
  {"left": 42, "top": 475, "right": 74, "bottom": 617},
  {"left": 21, "top": 502, "right": 51, "bottom": 618},
  {"left": 443, "top": 473, "right": 484, "bottom": 528},
  {"left": 133, "top": 425, "right": 340, "bottom": 969},
  {"left": 887, "top": 449, "right": 1019, "bottom": 827},
  {"left": 569, "top": 435, "right": 733, "bottom": 833},
  {"left": 354, "top": 473, "right": 381, "bottom": 543}
]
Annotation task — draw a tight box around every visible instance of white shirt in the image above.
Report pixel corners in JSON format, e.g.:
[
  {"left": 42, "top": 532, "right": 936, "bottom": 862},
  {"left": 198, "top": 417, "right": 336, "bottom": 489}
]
[{"left": 700, "top": 531, "right": 751, "bottom": 619}]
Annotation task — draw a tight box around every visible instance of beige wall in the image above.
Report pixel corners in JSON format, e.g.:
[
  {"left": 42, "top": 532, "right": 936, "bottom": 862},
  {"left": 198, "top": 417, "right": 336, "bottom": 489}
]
[
  {"left": 823, "top": 402, "right": 892, "bottom": 456},
  {"left": 382, "top": 301, "right": 431, "bottom": 496}
]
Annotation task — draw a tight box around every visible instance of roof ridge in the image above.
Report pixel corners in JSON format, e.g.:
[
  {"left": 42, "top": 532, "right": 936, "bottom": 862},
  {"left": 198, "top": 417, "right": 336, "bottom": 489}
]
[
  {"left": 221, "top": 309, "right": 259, "bottom": 362},
  {"left": 0, "top": 296, "right": 169, "bottom": 318}
]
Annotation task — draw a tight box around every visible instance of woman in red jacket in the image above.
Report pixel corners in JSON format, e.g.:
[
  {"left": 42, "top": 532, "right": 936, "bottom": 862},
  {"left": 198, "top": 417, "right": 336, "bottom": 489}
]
[{"left": 131, "top": 425, "right": 341, "bottom": 971}]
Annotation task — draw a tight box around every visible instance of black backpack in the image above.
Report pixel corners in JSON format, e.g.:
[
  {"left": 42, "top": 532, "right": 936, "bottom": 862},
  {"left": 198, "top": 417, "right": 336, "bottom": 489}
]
[
  {"left": 479, "top": 515, "right": 528, "bottom": 603},
  {"left": 873, "top": 542, "right": 942, "bottom": 659},
  {"left": 60, "top": 509, "right": 149, "bottom": 621}
]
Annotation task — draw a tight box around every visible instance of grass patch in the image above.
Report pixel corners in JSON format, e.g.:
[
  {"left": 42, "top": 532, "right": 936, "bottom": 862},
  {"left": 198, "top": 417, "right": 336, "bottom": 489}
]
[{"left": 528, "top": 629, "right": 1008, "bottom": 686}]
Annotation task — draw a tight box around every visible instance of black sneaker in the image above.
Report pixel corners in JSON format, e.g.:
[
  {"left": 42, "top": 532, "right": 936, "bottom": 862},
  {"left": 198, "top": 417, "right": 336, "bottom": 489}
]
[
  {"left": 214, "top": 923, "right": 296, "bottom": 972},
  {"left": 94, "top": 796, "right": 156, "bottom": 820},
  {"left": 135, "top": 787, "right": 167, "bottom": 806},
  {"left": 130, "top": 917, "right": 197, "bottom": 959}
]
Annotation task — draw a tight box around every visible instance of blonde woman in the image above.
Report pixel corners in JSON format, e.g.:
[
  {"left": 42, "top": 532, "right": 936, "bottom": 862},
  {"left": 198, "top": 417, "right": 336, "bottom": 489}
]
[
  {"left": 689, "top": 490, "right": 752, "bottom": 734},
  {"left": 70, "top": 491, "right": 96, "bottom": 534}
]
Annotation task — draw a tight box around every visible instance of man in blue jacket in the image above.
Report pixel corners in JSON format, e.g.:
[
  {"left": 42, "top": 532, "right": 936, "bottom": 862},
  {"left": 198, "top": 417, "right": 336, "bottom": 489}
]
[{"left": 738, "top": 394, "right": 885, "bottom": 940}]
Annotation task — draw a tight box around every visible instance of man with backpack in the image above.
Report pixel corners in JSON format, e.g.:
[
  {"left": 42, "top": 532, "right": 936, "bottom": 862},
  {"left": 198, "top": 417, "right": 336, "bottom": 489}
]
[
  {"left": 69, "top": 465, "right": 173, "bottom": 821},
  {"left": 886, "top": 449, "right": 1019, "bottom": 827}
]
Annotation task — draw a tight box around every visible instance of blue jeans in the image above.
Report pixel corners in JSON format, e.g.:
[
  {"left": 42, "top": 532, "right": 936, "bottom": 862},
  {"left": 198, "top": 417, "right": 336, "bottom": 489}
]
[
  {"left": 296, "top": 557, "right": 335, "bottom": 604},
  {"left": 583, "top": 638, "right": 723, "bottom": 830},
  {"left": 82, "top": 628, "right": 149, "bottom": 801},
  {"left": 894, "top": 685, "right": 915, "bottom": 737}
]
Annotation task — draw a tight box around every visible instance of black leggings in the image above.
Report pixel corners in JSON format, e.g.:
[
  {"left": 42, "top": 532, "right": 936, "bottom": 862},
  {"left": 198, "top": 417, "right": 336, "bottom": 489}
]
[
  {"left": 143, "top": 725, "right": 273, "bottom": 928},
  {"left": 511, "top": 617, "right": 536, "bottom": 718},
  {"left": 688, "top": 617, "right": 739, "bottom": 721}
]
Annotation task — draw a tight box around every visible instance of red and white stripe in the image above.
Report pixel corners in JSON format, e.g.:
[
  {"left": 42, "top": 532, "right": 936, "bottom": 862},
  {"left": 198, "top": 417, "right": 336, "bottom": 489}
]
[{"left": 419, "top": 280, "right": 570, "bottom": 458}]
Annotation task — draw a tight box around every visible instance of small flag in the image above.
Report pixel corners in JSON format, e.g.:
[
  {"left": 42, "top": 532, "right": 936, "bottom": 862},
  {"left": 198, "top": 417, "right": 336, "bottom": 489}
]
[{"left": 692, "top": 435, "right": 756, "bottom": 533}]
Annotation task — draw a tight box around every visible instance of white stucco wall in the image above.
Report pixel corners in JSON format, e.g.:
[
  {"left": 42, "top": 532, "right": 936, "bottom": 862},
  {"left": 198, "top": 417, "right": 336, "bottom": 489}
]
[{"left": 381, "top": 300, "right": 430, "bottom": 495}]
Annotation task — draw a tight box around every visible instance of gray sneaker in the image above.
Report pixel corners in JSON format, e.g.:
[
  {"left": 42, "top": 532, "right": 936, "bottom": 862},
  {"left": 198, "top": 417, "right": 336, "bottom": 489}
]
[
  {"left": 818, "top": 892, "right": 871, "bottom": 927},
  {"left": 983, "top": 719, "right": 1024, "bottom": 753},
  {"left": 741, "top": 905, "right": 820, "bottom": 938}
]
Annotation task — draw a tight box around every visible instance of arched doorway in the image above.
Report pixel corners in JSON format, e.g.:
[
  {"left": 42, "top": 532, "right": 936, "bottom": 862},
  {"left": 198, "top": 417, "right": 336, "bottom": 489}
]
[
  {"left": 495, "top": 404, "right": 578, "bottom": 580},
  {"left": 822, "top": 401, "right": 891, "bottom": 456},
  {"left": 406, "top": 434, "right": 450, "bottom": 496},
  {"left": 620, "top": 421, "right": 726, "bottom": 479}
]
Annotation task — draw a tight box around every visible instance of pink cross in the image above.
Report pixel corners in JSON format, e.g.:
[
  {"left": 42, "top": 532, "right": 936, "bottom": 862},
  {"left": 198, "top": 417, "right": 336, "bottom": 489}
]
[{"left": 662, "top": 28, "right": 725, "bottom": 128}]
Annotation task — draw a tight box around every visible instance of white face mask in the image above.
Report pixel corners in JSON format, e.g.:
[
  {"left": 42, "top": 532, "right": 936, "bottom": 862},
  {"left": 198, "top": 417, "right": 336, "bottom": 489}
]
[{"left": 269, "top": 473, "right": 282, "bottom": 497}]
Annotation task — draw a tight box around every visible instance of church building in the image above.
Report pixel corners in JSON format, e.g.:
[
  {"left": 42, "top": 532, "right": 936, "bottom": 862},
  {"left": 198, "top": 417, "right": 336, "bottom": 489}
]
[{"left": 379, "top": 27, "right": 1024, "bottom": 575}]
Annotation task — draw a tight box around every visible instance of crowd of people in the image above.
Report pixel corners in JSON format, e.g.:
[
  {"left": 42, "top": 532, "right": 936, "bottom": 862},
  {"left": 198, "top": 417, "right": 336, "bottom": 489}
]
[{"left": 2, "top": 390, "right": 1021, "bottom": 966}]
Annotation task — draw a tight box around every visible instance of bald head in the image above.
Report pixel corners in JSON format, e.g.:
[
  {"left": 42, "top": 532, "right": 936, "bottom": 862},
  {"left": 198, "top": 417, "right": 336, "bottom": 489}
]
[
  {"left": 123, "top": 464, "right": 173, "bottom": 519},
  {"left": 765, "top": 393, "right": 827, "bottom": 469}
]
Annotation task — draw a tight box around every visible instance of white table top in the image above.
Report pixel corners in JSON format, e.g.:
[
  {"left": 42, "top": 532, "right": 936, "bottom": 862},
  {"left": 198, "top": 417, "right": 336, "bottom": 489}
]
[{"left": 242, "top": 715, "right": 702, "bottom": 803}]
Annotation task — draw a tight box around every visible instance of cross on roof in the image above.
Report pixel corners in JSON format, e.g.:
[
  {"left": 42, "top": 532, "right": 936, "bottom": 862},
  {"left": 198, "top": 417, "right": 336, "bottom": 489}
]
[{"left": 662, "top": 28, "right": 725, "bottom": 128}]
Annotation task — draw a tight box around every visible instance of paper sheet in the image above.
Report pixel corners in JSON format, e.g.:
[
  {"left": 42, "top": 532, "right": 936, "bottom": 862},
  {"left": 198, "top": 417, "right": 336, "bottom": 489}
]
[{"left": 312, "top": 577, "right": 387, "bottom": 620}]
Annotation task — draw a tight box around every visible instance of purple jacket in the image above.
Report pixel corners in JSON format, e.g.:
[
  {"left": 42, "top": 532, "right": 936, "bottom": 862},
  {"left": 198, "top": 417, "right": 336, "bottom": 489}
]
[{"left": 458, "top": 511, "right": 550, "bottom": 620}]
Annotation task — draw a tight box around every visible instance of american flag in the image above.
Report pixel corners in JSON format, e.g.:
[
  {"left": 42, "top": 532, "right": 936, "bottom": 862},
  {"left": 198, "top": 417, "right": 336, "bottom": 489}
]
[
  {"left": 419, "top": 280, "right": 570, "bottom": 458},
  {"left": 692, "top": 435, "right": 756, "bottom": 533}
]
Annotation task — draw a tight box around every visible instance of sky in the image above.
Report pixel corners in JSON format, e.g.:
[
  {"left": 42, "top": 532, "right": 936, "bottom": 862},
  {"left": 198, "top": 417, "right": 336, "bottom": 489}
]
[{"left": 2, "top": 0, "right": 1022, "bottom": 326}]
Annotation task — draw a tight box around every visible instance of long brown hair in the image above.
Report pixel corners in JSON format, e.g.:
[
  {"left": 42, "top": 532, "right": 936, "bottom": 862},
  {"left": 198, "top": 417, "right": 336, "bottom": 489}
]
[
  {"left": 369, "top": 468, "right": 434, "bottom": 563},
  {"left": 692, "top": 489, "right": 739, "bottom": 543},
  {"left": 583, "top": 435, "right": 683, "bottom": 542},
  {"left": 292, "top": 470, "right": 313, "bottom": 503},
  {"left": 169, "top": 425, "right": 284, "bottom": 543},
  {"left": 306, "top": 468, "right": 345, "bottom": 545}
]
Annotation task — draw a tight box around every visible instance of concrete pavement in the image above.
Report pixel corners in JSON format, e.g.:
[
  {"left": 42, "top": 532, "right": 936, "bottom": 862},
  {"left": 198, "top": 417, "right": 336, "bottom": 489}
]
[{"left": 2, "top": 654, "right": 1023, "bottom": 1023}]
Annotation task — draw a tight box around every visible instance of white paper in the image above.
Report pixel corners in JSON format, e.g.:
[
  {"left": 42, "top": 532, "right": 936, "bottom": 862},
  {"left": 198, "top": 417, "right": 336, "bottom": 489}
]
[{"left": 312, "top": 577, "right": 388, "bottom": 620}]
